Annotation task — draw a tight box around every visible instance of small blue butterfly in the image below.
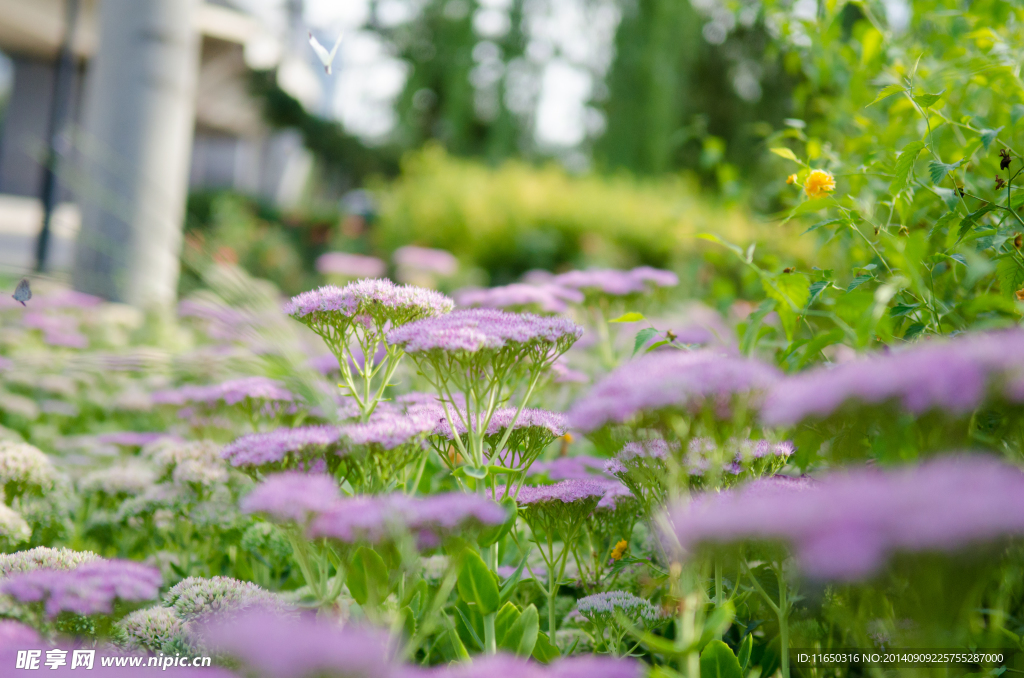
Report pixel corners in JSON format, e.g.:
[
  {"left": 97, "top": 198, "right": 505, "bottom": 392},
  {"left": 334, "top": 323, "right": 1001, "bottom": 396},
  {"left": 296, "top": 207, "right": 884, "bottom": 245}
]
[{"left": 12, "top": 278, "right": 31, "bottom": 306}]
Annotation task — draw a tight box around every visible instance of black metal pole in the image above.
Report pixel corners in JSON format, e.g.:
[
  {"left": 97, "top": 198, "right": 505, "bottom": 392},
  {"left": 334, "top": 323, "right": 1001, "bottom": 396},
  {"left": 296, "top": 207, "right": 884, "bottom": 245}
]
[{"left": 36, "top": 0, "right": 81, "bottom": 273}]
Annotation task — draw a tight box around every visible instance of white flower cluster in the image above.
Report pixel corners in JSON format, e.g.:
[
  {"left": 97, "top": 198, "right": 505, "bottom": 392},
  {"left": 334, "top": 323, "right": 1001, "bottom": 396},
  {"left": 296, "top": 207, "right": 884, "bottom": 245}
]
[
  {"left": 0, "top": 546, "right": 99, "bottom": 577},
  {"left": 117, "top": 606, "right": 186, "bottom": 654},
  {"left": 0, "top": 441, "right": 55, "bottom": 494}
]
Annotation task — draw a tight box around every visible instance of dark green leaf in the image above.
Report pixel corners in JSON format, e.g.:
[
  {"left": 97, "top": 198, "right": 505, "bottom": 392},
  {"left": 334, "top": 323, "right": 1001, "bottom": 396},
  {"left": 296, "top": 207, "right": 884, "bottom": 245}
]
[
  {"left": 808, "top": 280, "right": 830, "bottom": 304},
  {"left": 928, "top": 159, "right": 962, "bottom": 185},
  {"left": 632, "top": 327, "right": 658, "bottom": 356},
  {"left": 847, "top": 274, "right": 874, "bottom": 292},
  {"left": 890, "top": 303, "right": 920, "bottom": 318},
  {"left": 904, "top": 323, "right": 927, "bottom": 340},
  {"left": 997, "top": 257, "right": 1024, "bottom": 299},
  {"left": 700, "top": 640, "right": 743, "bottom": 678},
  {"left": 928, "top": 212, "right": 959, "bottom": 241},
  {"left": 889, "top": 141, "right": 924, "bottom": 194},
  {"left": 457, "top": 549, "right": 500, "bottom": 615}
]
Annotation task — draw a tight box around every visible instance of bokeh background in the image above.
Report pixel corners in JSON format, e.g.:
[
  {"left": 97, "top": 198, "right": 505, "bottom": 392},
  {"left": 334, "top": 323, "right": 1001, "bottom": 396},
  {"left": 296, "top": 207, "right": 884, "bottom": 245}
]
[{"left": 0, "top": 0, "right": 904, "bottom": 306}]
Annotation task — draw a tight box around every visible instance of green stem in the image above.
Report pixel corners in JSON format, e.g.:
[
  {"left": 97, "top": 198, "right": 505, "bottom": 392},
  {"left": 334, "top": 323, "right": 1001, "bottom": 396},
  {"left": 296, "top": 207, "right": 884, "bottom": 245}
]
[
  {"left": 484, "top": 612, "right": 497, "bottom": 654},
  {"left": 777, "top": 562, "right": 790, "bottom": 678}
]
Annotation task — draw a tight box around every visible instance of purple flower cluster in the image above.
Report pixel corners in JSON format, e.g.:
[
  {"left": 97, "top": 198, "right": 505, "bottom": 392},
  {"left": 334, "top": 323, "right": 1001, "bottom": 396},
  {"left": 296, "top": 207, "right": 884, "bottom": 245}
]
[
  {"left": 222, "top": 426, "right": 342, "bottom": 468},
  {"left": 340, "top": 409, "right": 439, "bottom": 449},
  {"left": 516, "top": 479, "right": 608, "bottom": 507},
  {"left": 667, "top": 455, "right": 1024, "bottom": 580},
  {"left": 568, "top": 351, "right": 780, "bottom": 432},
  {"left": 0, "top": 559, "right": 161, "bottom": 617},
  {"left": 286, "top": 279, "right": 453, "bottom": 324},
  {"left": 0, "top": 620, "right": 40, "bottom": 649},
  {"left": 240, "top": 473, "right": 340, "bottom": 523},
  {"left": 315, "top": 252, "right": 387, "bottom": 278},
  {"left": 22, "top": 311, "right": 88, "bottom": 349},
  {"left": 552, "top": 267, "right": 678, "bottom": 296},
  {"left": 152, "top": 377, "right": 294, "bottom": 407},
  {"left": 433, "top": 408, "right": 567, "bottom": 439},
  {"left": 761, "top": 329, "right": 1024, "bottom": 426},
  {"left": 456, "top": 283, "right": 585, "bottom": 314},
  {"left": 394, "top": 245, "right": 459, "bottom": 276},
  {"left": 433, "top": 654, "right": 641, "bottom": 678},
  {"left": 604, "top": 440, "right": 675, "bottom": 475},
  {"left": 200, "top": 609, "right": 395, "bottom": 678},
  {"left": 388, "top": 308, "right": 583, "bottom": 354},
  {"left": 531, "top": 455, "right": 610, "bottom": 481},
  {"left": 309, "top": 492, "right": 507, "bottom": 544}
]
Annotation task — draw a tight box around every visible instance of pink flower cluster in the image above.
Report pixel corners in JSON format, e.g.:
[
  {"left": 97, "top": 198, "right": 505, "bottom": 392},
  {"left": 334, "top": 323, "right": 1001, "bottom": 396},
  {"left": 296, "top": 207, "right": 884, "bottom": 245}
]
[
  {"left": 152, "top": 377, "right": 294, "bottom": 407},
  {"left": 0, "top": 559, "right": 161, "bottom": 617},
  {"left": 455, "top": 283, "right": 584, "bottom": 314},
  {"left": 568, "top": 351, "right": 780, "bottom": 432},
  {"left": 667, "top": 455, "right": 1024, "bottom": 580},
  {"left": 315, "top": 252, "right": 387, "bottom": 278},
  {"left": 222, "top": 426, "right": 343, "bottom": 468},
  {"left": 552, "top": 266, "right": 678, "bottom": 296},
  {"left": 388, "top": 308, "right": 582, "bottom": 354},
  {"left": 286, "top": 279, "right": 453, "bottom": 321}
]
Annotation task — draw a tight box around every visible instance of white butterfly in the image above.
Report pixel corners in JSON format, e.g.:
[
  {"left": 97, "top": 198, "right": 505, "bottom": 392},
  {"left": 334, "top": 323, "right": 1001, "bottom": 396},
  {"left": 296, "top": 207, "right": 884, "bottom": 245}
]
[{"left": 308, "top": 31, "right": 343, "bottom": 75}]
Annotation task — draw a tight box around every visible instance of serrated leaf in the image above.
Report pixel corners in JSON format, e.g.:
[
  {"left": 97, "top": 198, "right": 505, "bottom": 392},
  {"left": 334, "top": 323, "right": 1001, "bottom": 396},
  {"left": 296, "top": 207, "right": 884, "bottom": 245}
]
[
  {"left": 997, "top": 257, "right": 1024, "bottom": 299},
  {"left": 632, "top": 327, "right": 658, "bottom": 356},
  {"left": 980, "top": 127, "right": 1003, "bottom": 151},
  {"left": 808, "top": 280, "right": 830, "bottom": 304},
  {"left": 956, "top": 203, "right": 998, "bottom": 243},
  {"left": 904, "top": 323, "right": 927, "bottom": 340},
  {"left": 890, "top": 303, "right": 920, "bottom": 318},
  {"left": 928, "top": 159, "right": 962, "bottom": 185},
  {"left": 700, "top": 640, "right": 743, "bottom": 678},
  {"left": 912, "top": 89, "right": 945, "bottom": 107},
  {"left": 769, "top": 147, "right": 799, "bottom": 162},
  {"left": 868, "top": 83, "right": 904, "bottom": 106},
  {"left": 609, "top": 312, "right": 645, "bottom": 323},
  {"left": 847, "top": 274, "right": 874, "bottom": 292},
  {"left": 889, "top": 140, "right": 925, "bottom": 194},
  {"left": 457, "top": 550, "right": 499, "bottom": 615},
  {"left": 928, "top": 212, "right": 959, "bottom": 241}
]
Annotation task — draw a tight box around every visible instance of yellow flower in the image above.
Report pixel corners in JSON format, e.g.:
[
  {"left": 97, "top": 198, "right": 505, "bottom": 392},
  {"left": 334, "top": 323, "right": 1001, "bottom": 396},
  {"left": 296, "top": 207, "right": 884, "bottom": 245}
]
[
  {"left": 786, "top": 173, "right": 798, "bottom": 185},
  {"left": 804, "top": 169, "right": 836, "bottom": 198},
  {"left": 610, "top": 539, "right": 628, "bottom": 561}
]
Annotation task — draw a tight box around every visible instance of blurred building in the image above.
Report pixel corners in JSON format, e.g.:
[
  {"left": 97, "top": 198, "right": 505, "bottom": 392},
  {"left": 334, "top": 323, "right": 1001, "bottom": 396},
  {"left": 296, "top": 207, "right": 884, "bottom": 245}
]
[{"left": 0, "top": 0, "right": 312, "bottom": 273}]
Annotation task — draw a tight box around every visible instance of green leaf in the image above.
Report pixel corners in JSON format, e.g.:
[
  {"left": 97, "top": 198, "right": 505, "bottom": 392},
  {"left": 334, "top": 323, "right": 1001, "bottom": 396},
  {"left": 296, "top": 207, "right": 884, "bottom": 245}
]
[
  {"left": 1013, "top": 104, "right": 1024, "bottom": 126},
  {"left": 808, "top": 280, "right": 830, "bottom": 304},
  {"left": 928, "top": 211, "right": 960, "bottom": 241},
  {"left": 737, "top": 634, "right": 753, "bottom": 672},
  {"left": 457, "top": 550, "right": 500, "bottom": 615},
  {"left": 956, "top": 203, "right": 998, "bottom": 243},
  {"left": 981, "top": 127, "right": 1003, "bottom": 151},
  {"left": 796, "top": 329, "right": 846, "bottom": 369},
  {"left": 997, "top": 257, "right": 1024, "bottom": 299},
  {"left": 532, "top": 631, "right": 560, "bottom": 663},
  {"left": 764, "top": 273, "right": 811, "bottom": 341},
  {"left": 912, "top": 89, "right": 945, "bottom": 107},
  {"left": 499, "top": 603, "right": 539, "bottom": 656},
  {"left": 802, "top": 217, "right": 843, "bottom": 235},
  {"left": 478, "top": 498, "right": 517, "bottom": 548},
  {"left": 890, "top": 303, "right": 920, "bottom": 318},
  {"left": 847, "top": 274, "right": 874, "bottom": 292},
  {"left": 904, "top": 322, "right": 927, "bottom": 340},
  {"left": 632, "top": 327, "right": 658, "bottom": 356},
  {"left": 440, "top": 615, "right": 470, "bottom": 661},
  {"left": 739, "top": 299, "right": 777, "bottom": 356},
  {"left": 463, "top": 466, "right": 488, "bottom": 479},
  {"left": 792, "top": 196, "right": 833, "bottom": 216},
  {"left": 347, "top": 546, "right": 388, "bottom": 607},
  {"left": 609, "top": 312, "right": 645, "bottom": 323},
  {"left": 868, "top": 83, "right": 904, "bottom": 106},
  {"left": 498, "top": 554, "right": 529, "bottom": 604},
  {"left": 700, "top": 640, "right": 743, "bottom": 678},
  {"left": 928, "top": 159, "right": 962, "bottom": 185},
  {"left": 769, "top": 147, "right": 799, "bottom": 162},
  {"left": 494, "top": 601, "right": 521, "bottom": 642},
  {"left": 889, "top": 141, "right": 924, "bottom": 194}
]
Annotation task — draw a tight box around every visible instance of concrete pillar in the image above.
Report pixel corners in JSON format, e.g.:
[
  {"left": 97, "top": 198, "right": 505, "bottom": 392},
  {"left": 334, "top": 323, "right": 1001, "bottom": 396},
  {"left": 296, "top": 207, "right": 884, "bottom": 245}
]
[{"left": 72, "top": 0, "right": 200, "bottom": 307}]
